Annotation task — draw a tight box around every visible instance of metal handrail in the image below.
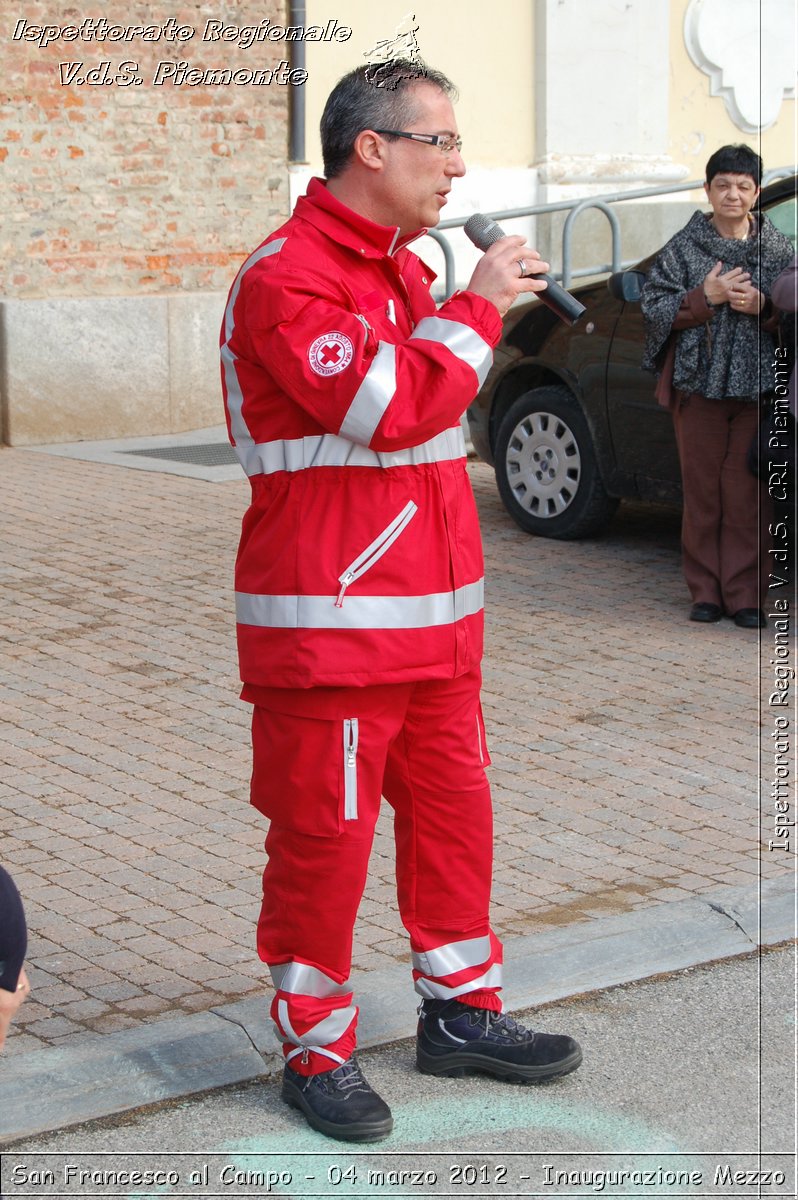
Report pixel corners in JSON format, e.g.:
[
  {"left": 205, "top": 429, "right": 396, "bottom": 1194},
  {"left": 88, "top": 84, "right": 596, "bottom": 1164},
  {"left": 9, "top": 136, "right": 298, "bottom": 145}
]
[
  {"left": 424, "top": 167, "right": 796, "bottom": 296},
  {"left": 561, "top": 200, "right": 622, "bottom": 287}
]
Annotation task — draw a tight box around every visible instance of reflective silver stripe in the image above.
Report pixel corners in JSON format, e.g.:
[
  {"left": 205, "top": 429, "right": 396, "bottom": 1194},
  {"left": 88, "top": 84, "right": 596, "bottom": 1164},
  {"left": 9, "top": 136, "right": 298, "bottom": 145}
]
[
  {"left": 222, "top": 240, "right": 287, "bottom": 463},
  {"left": 239, "top": 426, "right": 466, "bottom": 477},
  {"left": 270, "top": 961, "right": 351, "bottom": 999},
  {"left": 236, "top": 579, "right": 484, "bottom": 631},
  {"left": 413, "top": 962, "right": 503, "bottom": 1001},
  {"left": 410, "top": 316, "right": 494, "bottom": 388},
  {"left": 338, "top": 342, "right": 396, "bottom": 445},
  {"left": 412, "top": 935, "right": 493, "bottom": 979},
  {"left": 285, "top": 1045, "right": 345, "bottom": 1066},
  {"left": 277, "top": 999, "right": 356, "bottom": 1046},
  {"left": 337, "top": 317, "right": 492, "bottom": 448},
  {"left": 276, "top": 998, "right": 355, "bottom": 1064}
]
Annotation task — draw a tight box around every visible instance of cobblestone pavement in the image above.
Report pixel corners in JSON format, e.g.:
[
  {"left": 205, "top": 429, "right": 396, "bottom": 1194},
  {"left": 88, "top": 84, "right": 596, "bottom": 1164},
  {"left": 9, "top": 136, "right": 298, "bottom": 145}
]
[{"left": 1, "top": 446, "right": 787, "bottom": 1056}]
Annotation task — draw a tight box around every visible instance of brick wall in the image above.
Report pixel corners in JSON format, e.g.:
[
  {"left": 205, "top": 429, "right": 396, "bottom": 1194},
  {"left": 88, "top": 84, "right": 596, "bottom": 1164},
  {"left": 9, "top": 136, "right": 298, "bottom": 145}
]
[{"left": 2, "top": 3, "right": 293, "bottom": 297}]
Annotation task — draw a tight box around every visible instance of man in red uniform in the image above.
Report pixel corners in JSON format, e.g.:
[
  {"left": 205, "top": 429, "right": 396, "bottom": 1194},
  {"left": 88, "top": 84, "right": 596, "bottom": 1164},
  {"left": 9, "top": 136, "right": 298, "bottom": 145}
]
[{"left": 221, "top": 59, "right": 582, "bottom": 1142}]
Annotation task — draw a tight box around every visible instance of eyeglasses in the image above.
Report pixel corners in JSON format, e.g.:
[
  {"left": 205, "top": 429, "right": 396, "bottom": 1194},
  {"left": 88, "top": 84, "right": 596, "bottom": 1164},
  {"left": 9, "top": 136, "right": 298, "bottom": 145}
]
[{"left": 374, "top": 130, "right": 463, "bottom": 154}]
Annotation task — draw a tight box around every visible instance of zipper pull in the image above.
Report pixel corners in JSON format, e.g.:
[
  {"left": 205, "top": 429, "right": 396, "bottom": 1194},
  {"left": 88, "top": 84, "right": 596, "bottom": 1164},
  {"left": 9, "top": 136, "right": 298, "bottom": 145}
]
[
  {"left": 335, "top": 572, "right": 354, "bottom": 608},
  {"left": 301, "top": 1048, "right": 309, "bottom": 1065}
]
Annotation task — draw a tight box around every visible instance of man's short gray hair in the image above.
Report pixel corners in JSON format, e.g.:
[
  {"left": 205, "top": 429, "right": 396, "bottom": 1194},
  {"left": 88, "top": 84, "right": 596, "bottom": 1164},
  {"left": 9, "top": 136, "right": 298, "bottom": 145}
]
[{"left": 321, "top": 59, "right": 458, "bottom": 179}]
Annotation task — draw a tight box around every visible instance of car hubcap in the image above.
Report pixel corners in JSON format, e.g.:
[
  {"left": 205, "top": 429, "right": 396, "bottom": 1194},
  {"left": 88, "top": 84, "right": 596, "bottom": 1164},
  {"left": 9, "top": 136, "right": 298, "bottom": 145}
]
[{"left": 505, "top": 411, "right": 581, "bottom": 517}]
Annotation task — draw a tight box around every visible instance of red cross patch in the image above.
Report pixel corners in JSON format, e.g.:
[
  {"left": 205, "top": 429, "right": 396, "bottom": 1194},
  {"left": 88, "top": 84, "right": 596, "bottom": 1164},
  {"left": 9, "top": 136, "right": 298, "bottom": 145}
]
[{"left": 308, "top": 331, "right": 354, "bottom": 377}]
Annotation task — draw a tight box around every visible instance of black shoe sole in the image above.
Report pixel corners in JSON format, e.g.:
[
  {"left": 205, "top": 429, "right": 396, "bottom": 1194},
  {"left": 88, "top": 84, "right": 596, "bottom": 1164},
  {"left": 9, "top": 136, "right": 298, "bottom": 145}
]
[
  {"left": 416, "top": 1043, "right": 583, "bottom": 1083},
  {"left": 281, "top": 1077, "right": 394, "bottom": 1142}
]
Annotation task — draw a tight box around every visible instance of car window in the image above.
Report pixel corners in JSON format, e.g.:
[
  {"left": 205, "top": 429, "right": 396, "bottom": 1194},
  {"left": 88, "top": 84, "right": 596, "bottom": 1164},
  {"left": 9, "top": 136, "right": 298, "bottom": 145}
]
[{"left": 765, "top": 195, "right": 797, "bottom": 250}]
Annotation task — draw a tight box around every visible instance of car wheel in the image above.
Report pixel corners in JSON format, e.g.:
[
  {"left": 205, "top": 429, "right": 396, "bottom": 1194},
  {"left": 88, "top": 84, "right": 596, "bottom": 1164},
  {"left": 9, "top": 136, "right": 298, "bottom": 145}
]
[{"left": 494, "top": 385, "right": 619, "bottom": 539}]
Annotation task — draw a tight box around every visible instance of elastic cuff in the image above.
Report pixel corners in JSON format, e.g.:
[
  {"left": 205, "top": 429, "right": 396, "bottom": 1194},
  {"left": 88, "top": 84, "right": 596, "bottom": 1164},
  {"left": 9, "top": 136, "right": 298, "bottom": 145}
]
[
  {"left": 685, "top": 284, "right": 714, "bottom": 321},
  {"left": 443, "top": 290, "right": 504, "bottom": 347},
  {"left": 459, "top": 989, "right": 502, "bottom": 1012}
]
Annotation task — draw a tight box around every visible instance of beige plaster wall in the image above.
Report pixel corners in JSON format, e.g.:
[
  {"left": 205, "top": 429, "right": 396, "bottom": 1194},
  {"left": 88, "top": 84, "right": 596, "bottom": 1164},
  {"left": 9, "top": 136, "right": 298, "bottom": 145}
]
[
  {"left": 302, "top": 2, "right": 535, "bottom": 170},
  {"left": 668, "top": 0, "right": 796, "bottom": 177}
]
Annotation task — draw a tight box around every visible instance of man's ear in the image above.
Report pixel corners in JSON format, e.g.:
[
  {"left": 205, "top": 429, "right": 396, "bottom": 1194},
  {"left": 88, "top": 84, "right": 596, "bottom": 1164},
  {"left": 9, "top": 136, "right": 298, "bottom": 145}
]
[{"left": 352, "top": 129, "right": 386, "bottom": 172}]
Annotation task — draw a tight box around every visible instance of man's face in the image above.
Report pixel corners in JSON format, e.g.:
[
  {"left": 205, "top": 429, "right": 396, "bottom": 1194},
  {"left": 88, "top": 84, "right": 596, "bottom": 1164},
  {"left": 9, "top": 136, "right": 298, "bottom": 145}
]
[
  {"left": 704, "top": 172, "right": 760, "bottom": 221},
  {"left": 376, "top": 82, "right": 466, "bottom": 235}
]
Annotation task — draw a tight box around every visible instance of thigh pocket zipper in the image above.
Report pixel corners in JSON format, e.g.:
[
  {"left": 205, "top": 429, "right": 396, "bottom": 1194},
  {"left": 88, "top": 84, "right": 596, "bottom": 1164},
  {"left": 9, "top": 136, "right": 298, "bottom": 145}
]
[
  {"left": 335, "top": 501, "right": 418, "bottom": 607},
  {"left": 343, "top": 718, "right": 359, "bottom": 820}
]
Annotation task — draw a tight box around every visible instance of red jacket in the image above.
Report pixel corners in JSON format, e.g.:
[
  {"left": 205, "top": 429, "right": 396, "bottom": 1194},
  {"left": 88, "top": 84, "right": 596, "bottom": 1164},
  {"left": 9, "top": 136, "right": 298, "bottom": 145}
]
[{"left": 221, "top": 178, "right": 502, "bottom": 689}]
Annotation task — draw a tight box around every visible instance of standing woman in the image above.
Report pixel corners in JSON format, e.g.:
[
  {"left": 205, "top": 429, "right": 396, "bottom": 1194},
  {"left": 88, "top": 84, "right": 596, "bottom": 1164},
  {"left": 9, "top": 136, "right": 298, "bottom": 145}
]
[{"left": 642, "top": 145, "right": 793, "bottom": 628}]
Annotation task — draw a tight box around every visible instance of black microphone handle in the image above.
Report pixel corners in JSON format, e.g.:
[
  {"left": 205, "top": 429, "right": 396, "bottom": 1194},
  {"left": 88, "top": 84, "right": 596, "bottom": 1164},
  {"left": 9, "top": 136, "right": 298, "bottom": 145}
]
[
  {"left": 533, "top": 273, "right": 587, "bottom": 326},
  {"left": 463, "top": 213, "right": 586, "bottom": 327}
]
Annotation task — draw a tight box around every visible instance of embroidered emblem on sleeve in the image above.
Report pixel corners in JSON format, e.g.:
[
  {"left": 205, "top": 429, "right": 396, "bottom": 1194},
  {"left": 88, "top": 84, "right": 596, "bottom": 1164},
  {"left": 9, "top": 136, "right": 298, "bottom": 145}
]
[{"left": 308, "top": 332, "right": 354, "bottom": 377}]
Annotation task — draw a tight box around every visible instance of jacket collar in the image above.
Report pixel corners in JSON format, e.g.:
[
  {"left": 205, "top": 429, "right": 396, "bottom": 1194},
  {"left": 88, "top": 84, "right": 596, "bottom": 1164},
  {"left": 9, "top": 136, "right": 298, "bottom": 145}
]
[{"left": 294, "top": 177, "right": 426, "bottom": 259}]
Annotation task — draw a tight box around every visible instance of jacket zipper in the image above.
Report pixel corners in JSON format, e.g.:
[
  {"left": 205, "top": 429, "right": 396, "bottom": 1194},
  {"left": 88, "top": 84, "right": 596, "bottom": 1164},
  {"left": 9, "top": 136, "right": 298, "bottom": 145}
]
[
  {"left": 335, "top": 500, "right": 418, "bottom": 607},
  {"left": 476, "top": 712, "right": 486, "bottom": 765},
  {"left": 343, "top": 718, "right": 359, "bottom": 820}
]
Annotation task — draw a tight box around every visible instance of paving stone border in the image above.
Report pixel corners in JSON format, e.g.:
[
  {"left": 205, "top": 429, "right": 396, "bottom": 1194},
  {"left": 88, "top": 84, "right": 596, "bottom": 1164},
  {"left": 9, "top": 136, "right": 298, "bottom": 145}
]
[{"left": 1, "top": 878, "right": 793, "bottom": 1145}]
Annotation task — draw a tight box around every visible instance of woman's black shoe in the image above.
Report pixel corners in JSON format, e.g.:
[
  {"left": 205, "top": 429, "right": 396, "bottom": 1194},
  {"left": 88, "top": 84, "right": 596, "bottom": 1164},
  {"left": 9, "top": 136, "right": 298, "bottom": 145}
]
[
  {"left": 690, "top": 603, "right": 723, "bottom": 622},
  {"left": 732, "top": 608, "right": 766, "bottom": 628}
]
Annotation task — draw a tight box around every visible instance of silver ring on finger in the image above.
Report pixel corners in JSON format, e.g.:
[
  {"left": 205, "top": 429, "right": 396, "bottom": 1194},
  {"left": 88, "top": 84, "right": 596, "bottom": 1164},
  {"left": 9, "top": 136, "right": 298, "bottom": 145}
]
[{"left": 517, "top": 259, "right": 527, "bottom": 278}]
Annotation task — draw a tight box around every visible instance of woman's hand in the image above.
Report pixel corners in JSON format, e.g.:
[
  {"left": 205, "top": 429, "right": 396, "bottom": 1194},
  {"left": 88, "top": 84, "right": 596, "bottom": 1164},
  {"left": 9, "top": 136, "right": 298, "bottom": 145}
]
[
  {"left": 728, "top": 279, "right": 765, "bottom": 315},
  {"left": 703, "top": 262, "right": 753, "bottom": 306}
]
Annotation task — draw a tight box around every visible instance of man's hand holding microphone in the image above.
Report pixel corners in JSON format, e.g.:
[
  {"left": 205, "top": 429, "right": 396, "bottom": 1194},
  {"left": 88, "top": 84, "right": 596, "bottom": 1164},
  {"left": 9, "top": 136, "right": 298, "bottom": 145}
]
[
  {"left": 464, "top": 214, "right": 586, "bottom": 324},
  {"left": 466, "top": 233, "right": 551, "bottom": 317}
]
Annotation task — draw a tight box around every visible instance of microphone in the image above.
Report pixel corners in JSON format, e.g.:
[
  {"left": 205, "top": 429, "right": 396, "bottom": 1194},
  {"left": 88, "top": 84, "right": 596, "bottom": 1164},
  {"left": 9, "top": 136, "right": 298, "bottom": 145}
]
[{"left": 463, "top": 213, "right": 586, "bottom": 326}]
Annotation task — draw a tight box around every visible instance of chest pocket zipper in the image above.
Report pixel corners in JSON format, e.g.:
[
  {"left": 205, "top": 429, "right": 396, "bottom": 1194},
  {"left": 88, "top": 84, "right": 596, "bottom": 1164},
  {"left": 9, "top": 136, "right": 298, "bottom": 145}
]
[
  {"left": 335, "top": 500, "right": 418, "bottom": 607},
  {"left": 343, "top": 718, "right": 359, "bottom": 820}
]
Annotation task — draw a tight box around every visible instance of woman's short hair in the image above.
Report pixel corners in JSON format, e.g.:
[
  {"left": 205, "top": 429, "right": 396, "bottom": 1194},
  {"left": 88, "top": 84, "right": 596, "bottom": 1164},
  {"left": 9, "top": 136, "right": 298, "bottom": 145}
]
[
  {"left": 320, "top": 59, "right": 457, "bottom": 179},
  {"left": 705, "top": 144, "right": 763, "bottom": 186}
]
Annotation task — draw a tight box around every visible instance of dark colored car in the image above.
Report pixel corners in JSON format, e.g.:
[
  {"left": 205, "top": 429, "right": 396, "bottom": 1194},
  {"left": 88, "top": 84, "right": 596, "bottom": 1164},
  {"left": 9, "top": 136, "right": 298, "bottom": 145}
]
[{"left": 467, "top": 174, "right": 797, "bottom": 539}]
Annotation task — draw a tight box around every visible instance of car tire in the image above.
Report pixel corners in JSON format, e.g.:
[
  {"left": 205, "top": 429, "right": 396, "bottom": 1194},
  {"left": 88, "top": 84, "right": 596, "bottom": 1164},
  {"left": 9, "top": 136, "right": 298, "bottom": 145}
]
[{"left": 494, "top": 385, "right": 619, "bottom": 539}]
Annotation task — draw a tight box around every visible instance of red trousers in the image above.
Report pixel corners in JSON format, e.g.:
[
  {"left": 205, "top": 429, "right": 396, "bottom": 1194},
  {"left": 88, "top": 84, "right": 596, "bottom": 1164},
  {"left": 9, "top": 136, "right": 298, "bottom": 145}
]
[
  {"left": 673, "top": 393, "right": 768, "bottom": 611},
  {"left": 248, "top": 667, "right": 502, "bottom": 1074}
]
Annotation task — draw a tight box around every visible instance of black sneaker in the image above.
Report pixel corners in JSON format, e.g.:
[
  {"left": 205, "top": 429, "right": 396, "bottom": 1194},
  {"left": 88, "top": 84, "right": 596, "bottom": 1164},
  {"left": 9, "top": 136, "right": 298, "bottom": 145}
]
[
  {"left": 281, "top": 1056, "right": 393, "bottom": 1142},
  {"left": 417, "top": 999, "right": 582, "bottom": 1083}
]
